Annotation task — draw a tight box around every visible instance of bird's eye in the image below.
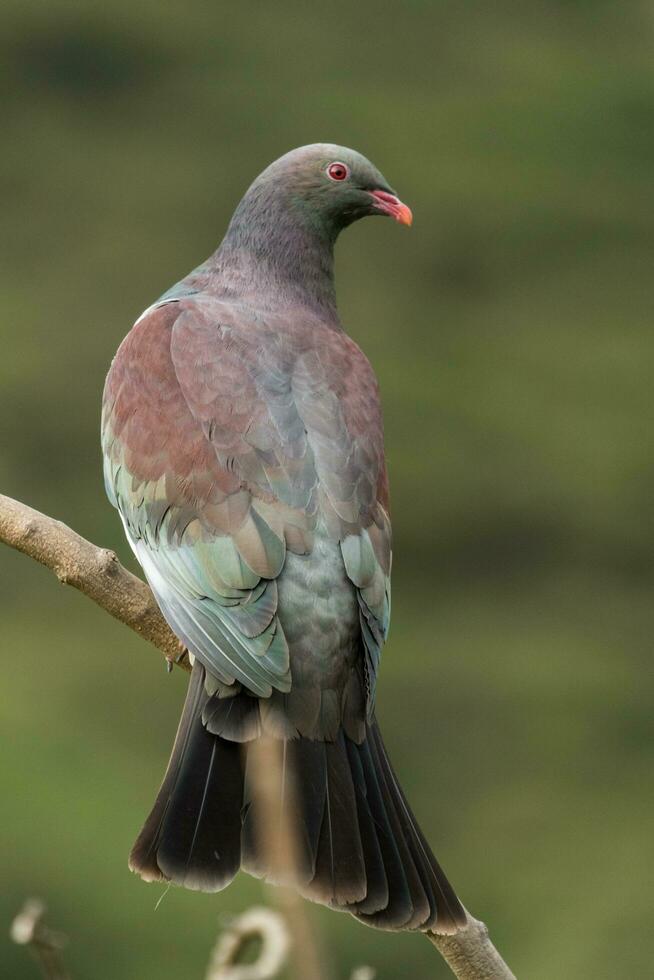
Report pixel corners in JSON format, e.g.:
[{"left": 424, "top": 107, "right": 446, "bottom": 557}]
[{"left": 327, "top": 162, "right": 349, "bottom": 181}]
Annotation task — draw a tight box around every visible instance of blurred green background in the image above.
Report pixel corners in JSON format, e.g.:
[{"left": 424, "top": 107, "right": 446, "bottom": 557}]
[{"left": 1, "top": 1, "right": 652, "bottom": 977}]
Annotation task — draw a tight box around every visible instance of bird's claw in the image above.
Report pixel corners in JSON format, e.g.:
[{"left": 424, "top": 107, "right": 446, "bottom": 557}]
[{"left": 166, "top": 643, "right": 190, "bottom": 673}]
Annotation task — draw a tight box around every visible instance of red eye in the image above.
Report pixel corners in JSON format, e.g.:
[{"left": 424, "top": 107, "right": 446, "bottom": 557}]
[{"left": 327, "top": 161, "right": 349, "bottom": 181}]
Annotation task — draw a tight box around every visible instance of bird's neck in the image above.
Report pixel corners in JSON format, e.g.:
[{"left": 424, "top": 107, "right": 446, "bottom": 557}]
[{"left": 200, "top": 183, "right": 339, "bottom": 319}]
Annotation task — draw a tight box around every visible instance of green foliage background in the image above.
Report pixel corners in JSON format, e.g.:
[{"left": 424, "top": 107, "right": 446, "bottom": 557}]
[{"left": 1, "top": 2, "right": 652, "bottom": 977}]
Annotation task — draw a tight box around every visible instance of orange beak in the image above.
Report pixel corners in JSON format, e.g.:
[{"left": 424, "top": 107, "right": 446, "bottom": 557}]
[{"left": 369, "top": 189, "right": 413, "bottom": 226}]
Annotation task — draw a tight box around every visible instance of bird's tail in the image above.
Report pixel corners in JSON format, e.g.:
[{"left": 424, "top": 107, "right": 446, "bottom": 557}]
[{"left": 130, "top": 663, "right": 466, "bottom": 934}]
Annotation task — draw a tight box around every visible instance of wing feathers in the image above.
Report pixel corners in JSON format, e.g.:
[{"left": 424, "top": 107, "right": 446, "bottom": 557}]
[{"left": 102, "top": 298, "right": 391, "bottom": 710}]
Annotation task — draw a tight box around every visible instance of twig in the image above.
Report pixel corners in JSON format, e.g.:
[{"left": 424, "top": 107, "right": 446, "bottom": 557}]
[
  {"left": 0, "top": 493, "right": 515, "bottom": 979},
  {"left": 10, "top": 899, "right": 71, "bottom": 980},
  {"left": 0, "top": 493, "right": 189, "bottom": 670},
  {"left": 205, "top": 907, "right": 290, "bottom": 980},
  {"left": 428, "top": 913, "right": 517, "bottom": 980},
  {"left": 246, "top": 737, "right": 330, "bottom": 980},
  {"left": 204, "top": 907, "right": 377, "bottom": 980}
]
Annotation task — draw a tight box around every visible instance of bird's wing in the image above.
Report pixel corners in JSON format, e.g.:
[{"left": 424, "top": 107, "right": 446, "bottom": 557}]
[
  {"left": 340, "top": 517, "right": 391, "bottom": 712},
  {"left": 102, "top": 300, "right": 318, "bottom": 697}
]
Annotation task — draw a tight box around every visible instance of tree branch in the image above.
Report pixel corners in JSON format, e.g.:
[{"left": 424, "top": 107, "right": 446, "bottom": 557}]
[
  {"left": 0, "top": 493, "right": 189, "bottom": 670},
  {"left": 0, "top": 493, "right": 515, "bottom": 979},
  {"left": 428, "top": 915, "right": 516, "bottom": 980}
]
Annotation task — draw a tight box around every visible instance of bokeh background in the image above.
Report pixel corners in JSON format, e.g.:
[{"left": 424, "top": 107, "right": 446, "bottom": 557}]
[{"left": 2, "top": 2, "right": 653, "bottom": 977}]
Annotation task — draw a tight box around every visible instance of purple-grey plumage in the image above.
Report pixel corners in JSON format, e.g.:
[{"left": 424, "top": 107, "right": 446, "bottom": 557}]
[{"left": 102, "top": 144, "right": 464, "bottom": 933}]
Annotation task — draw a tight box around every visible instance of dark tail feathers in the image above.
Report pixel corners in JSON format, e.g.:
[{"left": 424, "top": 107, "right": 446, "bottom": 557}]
[{"left": 130, "top": 664, "right": 465, "bottom": 934}]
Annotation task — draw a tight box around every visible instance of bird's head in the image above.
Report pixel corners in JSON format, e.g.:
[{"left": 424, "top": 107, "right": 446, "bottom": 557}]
[{"left": 249, "top": 143, "right": 412, "bottom": 238}]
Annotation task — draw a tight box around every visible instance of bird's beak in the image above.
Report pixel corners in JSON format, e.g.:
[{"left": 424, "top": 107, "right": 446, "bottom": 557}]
[{"left": 369, "top": 190, "right": 413, "bottom": 226}]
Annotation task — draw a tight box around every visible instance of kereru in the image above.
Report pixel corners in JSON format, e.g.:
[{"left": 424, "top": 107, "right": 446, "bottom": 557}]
[{"left": 102, "top": 144, "right": 465, "bottom": 933}]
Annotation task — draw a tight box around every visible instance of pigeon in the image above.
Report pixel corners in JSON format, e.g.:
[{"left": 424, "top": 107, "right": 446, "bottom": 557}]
[{"left": 102, "top": 144, "right": 465, "bottom": 933}]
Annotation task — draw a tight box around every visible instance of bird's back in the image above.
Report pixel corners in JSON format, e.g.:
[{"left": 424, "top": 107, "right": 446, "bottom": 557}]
[{"left": 102, "top": 289, "right": 392, "bottom": 735}]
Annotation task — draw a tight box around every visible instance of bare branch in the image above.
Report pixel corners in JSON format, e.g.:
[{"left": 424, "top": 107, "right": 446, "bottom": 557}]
[
  {"left": 246, "top": 737, "right": 331, "bottom": 980},
  {"left": 428, "top": 913, "right": 517, "bottom": 980},
  {"left": 10, "top": 899, "right": 71, "bottom": 980},
  {"left": 0, "top": 493, "right": 189, "bottom": 670},
  {"left": 205, "top": 907, "right": 290, "bottom": 980},
  {"left": 1, "top": 494, "right": 515, "bottom": 979},
  {"left": 206, "top": 907, "right": 378, "bottom": 980}
]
